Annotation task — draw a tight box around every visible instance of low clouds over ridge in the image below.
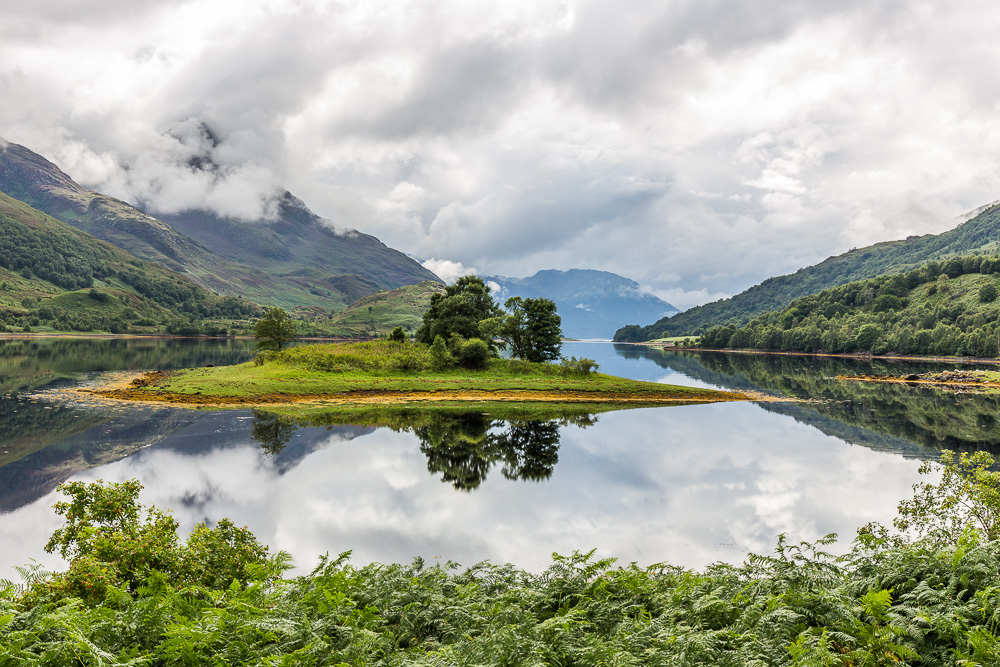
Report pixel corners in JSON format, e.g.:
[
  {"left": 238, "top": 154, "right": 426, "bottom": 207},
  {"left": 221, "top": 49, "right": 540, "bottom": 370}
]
[{"left": 3, "top": 0, "right": 1000, "bottom": 309}]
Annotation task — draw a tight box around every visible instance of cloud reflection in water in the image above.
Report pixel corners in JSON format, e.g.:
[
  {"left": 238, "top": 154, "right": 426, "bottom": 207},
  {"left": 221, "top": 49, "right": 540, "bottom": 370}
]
[{"left": 0, "top": 401, "right": 923, "bottom": 578}]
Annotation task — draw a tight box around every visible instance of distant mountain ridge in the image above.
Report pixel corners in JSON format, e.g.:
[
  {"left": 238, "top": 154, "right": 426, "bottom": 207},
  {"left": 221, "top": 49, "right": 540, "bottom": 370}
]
[
  {"left": 484, "top": 269, "right": 678, "bottom": 339},
  {"left": 616, "top": 203, "right": 1000, "bottom": 340},
  {"left": 0, "top": 138, "right": 440, "bottom": 310}
]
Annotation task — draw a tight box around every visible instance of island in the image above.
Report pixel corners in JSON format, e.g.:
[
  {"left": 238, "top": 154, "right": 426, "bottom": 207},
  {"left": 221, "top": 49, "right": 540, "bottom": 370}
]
[{"left": 81, "top": 340, "right": 748, "bottom": 410}]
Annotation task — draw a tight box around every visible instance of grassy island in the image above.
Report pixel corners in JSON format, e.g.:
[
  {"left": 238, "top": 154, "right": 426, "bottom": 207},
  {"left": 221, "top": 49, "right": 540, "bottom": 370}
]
[{"left": 86, "top": 340, "right": 746, "bottom": 408}]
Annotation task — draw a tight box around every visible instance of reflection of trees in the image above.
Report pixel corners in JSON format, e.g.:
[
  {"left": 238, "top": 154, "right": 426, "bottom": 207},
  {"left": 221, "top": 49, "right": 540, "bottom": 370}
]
[
  {"left": 0, "top": 338, "right": 254, "bottom": 395},
  {"left": 250, "top": 410, "right": 297, "bottom": 454},
  {"left": 415, "top": 414, "right": 564, "bottom": 491},
  {"left": 614, "top": 345, "right": 1000, "bottom": 454}
]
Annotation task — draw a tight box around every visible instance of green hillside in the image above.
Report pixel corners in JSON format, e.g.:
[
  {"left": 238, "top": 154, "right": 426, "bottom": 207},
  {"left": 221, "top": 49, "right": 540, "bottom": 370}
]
[
  {"left": 0, "top": 139, "right": 440, "bottom": 310},
  {"left": 0, "top": 192, "right": 257, "bottom": 334},
  {"left": 311, "top": 280, "right": 444, "bottom": 337},
  {"left": 616, "top": 203, "right": 1000, "bottom": 340},
  {"left": 699, "top": 253, "right": 1000, "bottom": 357}
]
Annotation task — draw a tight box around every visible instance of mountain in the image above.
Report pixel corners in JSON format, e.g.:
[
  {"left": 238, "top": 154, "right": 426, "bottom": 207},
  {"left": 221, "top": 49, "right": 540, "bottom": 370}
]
[
  {"left": 699, "top": 254, "right": 1000, "bottom": 357},
  {"left": 483, "top": 269, "right": 678, "bottom": 339},
  {"left": 0, "top": 191, "right": 257, "bottom": 334},
  {"left": 616, "top": 202, "right": 1000, "bottom": 340},
  {"left": 0, "top": 138, "right": 440, "bottom": 310}
]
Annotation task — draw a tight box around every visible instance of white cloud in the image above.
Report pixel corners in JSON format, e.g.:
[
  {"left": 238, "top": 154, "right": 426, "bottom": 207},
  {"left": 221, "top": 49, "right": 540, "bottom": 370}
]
[
  {"left": 421, "top": 258, "right": 478, "bottom": 284},
  {"left": 3, "top": 0, "right": 1000, "bottom": 307}
]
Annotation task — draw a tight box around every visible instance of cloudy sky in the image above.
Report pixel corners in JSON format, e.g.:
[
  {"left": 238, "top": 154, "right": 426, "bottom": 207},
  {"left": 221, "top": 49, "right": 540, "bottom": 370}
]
[{"left": 3, "top": 0, "right": 1000, "bottom": 308}]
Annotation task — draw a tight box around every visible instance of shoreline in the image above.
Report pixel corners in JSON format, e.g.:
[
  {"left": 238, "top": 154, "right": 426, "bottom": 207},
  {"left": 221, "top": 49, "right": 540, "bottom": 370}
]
[
  {"left": 626, "top": 342, "right": 1000, "bottom": 366},
  {"left": 68, "top": 370, "right": 753, "bottom": 409}
]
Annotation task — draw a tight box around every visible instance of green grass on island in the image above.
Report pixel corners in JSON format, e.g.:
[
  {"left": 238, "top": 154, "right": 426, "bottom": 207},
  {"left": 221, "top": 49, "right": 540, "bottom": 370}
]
[{"left": 96, "top": 340, "right": 745, "bottom": 407}]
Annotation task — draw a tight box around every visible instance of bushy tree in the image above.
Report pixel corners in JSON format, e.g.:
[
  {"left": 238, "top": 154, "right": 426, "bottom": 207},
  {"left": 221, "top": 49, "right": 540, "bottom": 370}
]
[
  {"left": 388, "top": 326, "right": 406, "bottom": 343},
  {"left": 415, "top": 276, "right": 500, "bottom": 345},
  {"left": 254, "top": 307, "right": 297, "bottom": 352},
  {"left": 481, "top": 296, "right": 563, "bottom": 363},
  {"left": 37, "top": 479, "right": 282, "bottom": 603},
  {"left": 457, "top": 338, "right": 491, "bottom": 369}
]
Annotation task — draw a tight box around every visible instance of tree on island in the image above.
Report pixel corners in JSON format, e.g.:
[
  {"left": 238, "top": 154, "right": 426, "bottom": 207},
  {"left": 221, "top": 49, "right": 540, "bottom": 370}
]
[
  {"left": 417, "top": 275, "right": 563, "bottom": 362},
  {"left": 487, "top": 296, "right": 563, "bottom": 363},
  {"left": 415, "top": 276, "right": 501, "bottom": 344},
  {"left": 254, "top": 307, "right": 298, "bottom": 352}
]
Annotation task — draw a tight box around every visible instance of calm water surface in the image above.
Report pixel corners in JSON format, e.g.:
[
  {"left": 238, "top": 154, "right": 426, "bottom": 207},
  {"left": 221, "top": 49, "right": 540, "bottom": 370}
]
[{"left": 2, "top": 338, "right": 995, "bottom": 578}]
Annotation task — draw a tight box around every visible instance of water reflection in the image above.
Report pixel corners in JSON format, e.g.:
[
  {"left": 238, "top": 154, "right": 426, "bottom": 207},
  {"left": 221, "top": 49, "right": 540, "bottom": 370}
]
[
  {"left": 613, "top": 345, "right": 1000, "bottom": 455},
  {"left": 249, "top": 409, "right": 599, "bottom": 490},
  {"left": 250, "top": 410, "right": 298, "bottom": 455},
  {"left": 0, "top": 402, "right": 924, "bottom": 577},
  {"left": 5, "top": 338, "right": 998, "bottom": 579},
  {"left": 0, "top": 337, "right": 256, "bottom": 395}
]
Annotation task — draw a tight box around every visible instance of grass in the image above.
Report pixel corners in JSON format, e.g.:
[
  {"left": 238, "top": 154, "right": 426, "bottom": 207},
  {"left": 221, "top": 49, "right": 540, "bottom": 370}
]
[
  {"left": 99, "top": 340, "right": 743, "bottom": 407},
  {"left": 647, "top": 335, "right": 701, "bottom": 345}
]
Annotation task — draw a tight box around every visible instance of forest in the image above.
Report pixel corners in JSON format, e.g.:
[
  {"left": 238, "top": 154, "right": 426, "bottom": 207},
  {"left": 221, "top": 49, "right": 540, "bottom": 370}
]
[{"left": 699, "top": 254, "right": 1000, "bottom": 357}]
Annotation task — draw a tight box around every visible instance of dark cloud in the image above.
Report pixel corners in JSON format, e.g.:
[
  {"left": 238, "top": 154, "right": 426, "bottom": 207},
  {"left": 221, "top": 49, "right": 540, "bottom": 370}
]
[{"left": 2, "top": 0, "right": 1000, "bottom": 307}]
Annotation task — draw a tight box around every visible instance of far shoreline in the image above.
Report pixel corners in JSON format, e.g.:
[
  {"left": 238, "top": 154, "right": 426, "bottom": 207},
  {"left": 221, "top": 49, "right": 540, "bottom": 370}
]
[{"left": 621, "top": 342, "right": 1000, "bottom": 366}]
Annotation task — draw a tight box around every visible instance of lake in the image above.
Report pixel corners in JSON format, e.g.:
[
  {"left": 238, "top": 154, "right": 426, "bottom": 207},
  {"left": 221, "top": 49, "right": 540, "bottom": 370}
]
[{"left": 2, "top": 337, "right": 993, "bottom": 579}]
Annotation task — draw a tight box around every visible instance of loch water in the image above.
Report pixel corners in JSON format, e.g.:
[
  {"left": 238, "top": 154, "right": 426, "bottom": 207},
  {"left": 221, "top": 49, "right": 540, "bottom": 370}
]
[{"left": 2, "top": 337, "right": 997, "bottom": 578}]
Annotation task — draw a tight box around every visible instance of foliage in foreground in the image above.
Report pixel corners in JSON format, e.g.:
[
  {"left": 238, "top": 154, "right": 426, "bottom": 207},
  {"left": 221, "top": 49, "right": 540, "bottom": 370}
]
[{"left": 6, "top": 453, "right": 1000, "bottom": 664}]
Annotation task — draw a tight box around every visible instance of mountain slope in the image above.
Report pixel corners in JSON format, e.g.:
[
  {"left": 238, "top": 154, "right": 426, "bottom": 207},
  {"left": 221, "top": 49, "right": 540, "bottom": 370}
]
[
  {"left": 0, "top": 139, "right": 440, "bottom": 309},
  {"left": 316, "top": 280, "right": 445, "bottom": 337},
  {"left": 158, "top": 194, "right": 436, "bottom": 293},
  {"left": 699, "top": 254, "right": 1000, "bottom": 357},
  {"left": 484, "top": 269, "right": 678, "bottom": 339},
  {"left": 0, "top": 191, "right": 257, "bottom": 333},
  {"left": 616, "top": 203, "right": 1000, "bottom": 340}
]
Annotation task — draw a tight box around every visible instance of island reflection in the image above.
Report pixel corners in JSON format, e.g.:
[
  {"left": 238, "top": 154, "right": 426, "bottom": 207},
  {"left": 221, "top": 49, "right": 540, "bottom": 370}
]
[{"left": 250, "top": 408, "right": 602, "bottom": 490}]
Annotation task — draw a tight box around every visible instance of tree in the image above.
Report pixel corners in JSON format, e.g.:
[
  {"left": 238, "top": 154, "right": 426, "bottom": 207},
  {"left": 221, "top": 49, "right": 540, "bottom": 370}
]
[
  {"left": 254, "top": 307, "right": 297, "bottom": 352},
  {"left": 486, "top": 296, "right": 562, "bottom": 362},
  {"left": 415, "top": 276, "right": 501, "bottom": 345},
  {"left": 388, "top": 326, "right": 406, "bottom": 343},
  {"left": 429, "top": 335, "right": 453, "bottom": 369}
]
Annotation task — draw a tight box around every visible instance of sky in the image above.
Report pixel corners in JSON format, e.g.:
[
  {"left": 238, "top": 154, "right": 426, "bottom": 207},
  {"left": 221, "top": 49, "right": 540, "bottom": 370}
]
[{"left": 3, "top": 0, "right": 1000, "bottom": 309}]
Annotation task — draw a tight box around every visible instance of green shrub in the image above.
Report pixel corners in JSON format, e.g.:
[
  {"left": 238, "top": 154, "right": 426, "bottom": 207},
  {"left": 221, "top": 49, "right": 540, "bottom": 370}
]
[
  {"left": 980, "top": 283, "right": 998, "bottom": 303},
  {"left": 458, "top": 338, "right": 490, "bottom": 369},
  {"left": 560, "top": 356, "right": 599, "bottom": 375}
]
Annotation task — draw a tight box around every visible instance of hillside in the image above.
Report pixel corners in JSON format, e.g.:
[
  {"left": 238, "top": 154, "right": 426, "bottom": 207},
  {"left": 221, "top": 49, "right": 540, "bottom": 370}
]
[
  {"left": 615, "top": 203, "right": 1000, "bottom": 340},
  {"left": 0, "top": 139, "right": 440, "bottom": 310},
  {"left": 484, "top": 269, "right": 677, "bottom": 339},
  {"left": 316, "top": 280, "right": 444, "bottom": 337},
  {"left": 699, "top": 253, "right": 1000, "bottom": 357},
  {"left": 0, "top": 192, "right": 256, "bottom": 334}
]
